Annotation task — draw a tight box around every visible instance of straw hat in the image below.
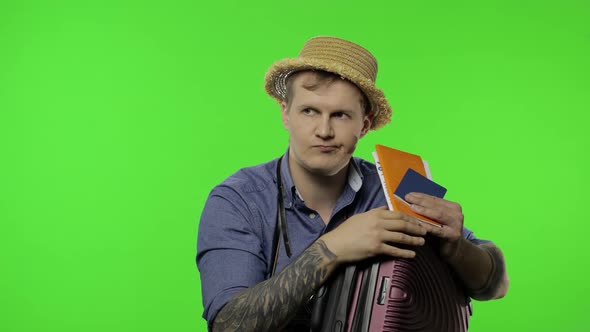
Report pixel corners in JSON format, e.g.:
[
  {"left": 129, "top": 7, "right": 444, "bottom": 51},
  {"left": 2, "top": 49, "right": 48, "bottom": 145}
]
[{"left": 264, "top": 36, "right": 392, "bottom": 130}]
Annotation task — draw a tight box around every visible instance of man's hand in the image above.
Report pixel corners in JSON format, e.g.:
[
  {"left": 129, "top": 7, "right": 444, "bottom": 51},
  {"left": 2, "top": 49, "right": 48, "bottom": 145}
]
[
  {"left": 405, "top": 192, "right": 509, "bottom": 299},
  {"left": 320, "top": 206, "right": 428, "bottom": 264},
  {"left": 404, "top": 192, "right": 464, "bottom": 259}
]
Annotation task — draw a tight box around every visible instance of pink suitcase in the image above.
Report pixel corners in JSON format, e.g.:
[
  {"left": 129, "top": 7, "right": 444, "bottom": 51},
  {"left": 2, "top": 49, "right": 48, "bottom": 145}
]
[{"left": 311, "top": 240, "right": 471, "bottom": 332}]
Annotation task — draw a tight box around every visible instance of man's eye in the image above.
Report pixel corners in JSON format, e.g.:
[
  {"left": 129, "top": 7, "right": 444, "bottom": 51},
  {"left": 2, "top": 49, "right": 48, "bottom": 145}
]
[
  {"left": 302, "top": 108, "right": 316, "bottom": 115},
  {"left": 334, "top": 112, "right": 349, "bottom": 119}
]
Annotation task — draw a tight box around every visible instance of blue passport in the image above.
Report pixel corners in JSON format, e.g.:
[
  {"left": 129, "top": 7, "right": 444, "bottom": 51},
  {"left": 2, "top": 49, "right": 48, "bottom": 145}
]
[{"left": 394, "top": 168, "right": 447, "bottom": 201}]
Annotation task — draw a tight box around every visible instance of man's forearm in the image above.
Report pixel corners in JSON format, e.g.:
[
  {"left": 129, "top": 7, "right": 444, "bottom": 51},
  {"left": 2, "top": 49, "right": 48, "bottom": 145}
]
[
  {"left": 212, "top": 240, "right": 339, "bottom": 332},
  {"left": 444, "top": 239, "right": 509, "bottom": 300}
]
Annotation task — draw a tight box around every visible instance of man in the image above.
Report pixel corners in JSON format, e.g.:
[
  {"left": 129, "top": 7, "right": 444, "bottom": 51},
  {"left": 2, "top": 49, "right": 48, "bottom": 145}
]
[{"left": 196, "top": 36, "right": 509, "bottom": 331}]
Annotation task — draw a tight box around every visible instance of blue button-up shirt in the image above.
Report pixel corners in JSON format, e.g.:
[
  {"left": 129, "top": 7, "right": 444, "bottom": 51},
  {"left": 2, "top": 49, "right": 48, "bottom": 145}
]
[{"left": 196, "top": 151, "right": 487, "bottom": 327}]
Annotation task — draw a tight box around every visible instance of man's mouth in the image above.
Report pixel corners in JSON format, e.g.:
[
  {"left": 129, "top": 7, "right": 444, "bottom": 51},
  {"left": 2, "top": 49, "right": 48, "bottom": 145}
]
[{"left": 313, "top": 145, "right": 339, "bottom": 152}]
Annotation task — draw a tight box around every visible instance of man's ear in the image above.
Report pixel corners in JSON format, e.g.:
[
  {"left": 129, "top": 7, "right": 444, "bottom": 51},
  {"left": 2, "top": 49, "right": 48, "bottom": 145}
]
[
  {"left": 359, "top": 113, "right": 373, "bottom": 138},
  {"left": 280, "top": 101, "right": 289, "bottom": 130}
]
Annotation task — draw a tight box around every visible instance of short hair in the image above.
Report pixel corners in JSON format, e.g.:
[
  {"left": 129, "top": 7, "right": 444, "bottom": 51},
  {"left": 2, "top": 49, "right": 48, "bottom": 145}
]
[{"left": 284, "top": 70, "right": 370, "bottom": 115}]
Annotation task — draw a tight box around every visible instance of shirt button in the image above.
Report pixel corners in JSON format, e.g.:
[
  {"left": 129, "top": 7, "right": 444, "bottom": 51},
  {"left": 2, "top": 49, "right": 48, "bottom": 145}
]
[{"left": 309, "top": 213, "right": 316, "bottom": 219}]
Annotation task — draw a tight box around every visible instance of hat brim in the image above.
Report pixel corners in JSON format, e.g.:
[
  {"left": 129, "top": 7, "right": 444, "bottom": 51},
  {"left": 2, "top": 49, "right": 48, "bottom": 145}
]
[{"left": 264, "top": 58, "right": 392, "bottom": 130}]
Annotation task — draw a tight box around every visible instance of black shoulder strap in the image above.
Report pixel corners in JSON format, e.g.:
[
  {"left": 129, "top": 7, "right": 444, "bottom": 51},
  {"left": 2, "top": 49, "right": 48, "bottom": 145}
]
[{"left": 270, "top": 156, "right": 292, "bottom": 277}]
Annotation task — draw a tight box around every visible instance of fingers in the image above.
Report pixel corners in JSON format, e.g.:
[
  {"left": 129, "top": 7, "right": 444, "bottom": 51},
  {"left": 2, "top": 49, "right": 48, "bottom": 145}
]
[
  {"left": 370, "top": 208, "right": 431, "bottom": 243},
  {"left": 377, "top": 213, "right": 427, "bottom": 251},
  {"left": 379, "top": 243, "right": 418, "bottom": 259},
  {"left": 374, "top": 209, "right": 431, "bottom": 234},
  {"left": 405, "top": 193, "right": 464, "bottom": 225},
  {"left": 403, "top": 193, "right": 462, "bottom": 242},
  {"left": 380, "top": 215, "right": 427, "bottom": 236},
  {"left": 371, "top": 206, "right": 452, "bottom": 242},
  {"left": 405, "top": 192, "right": 461, "bottom": 211},
  {"left": 366, "top": 208, "right": 428, "bottom": 258},
  {"left": 411, "top": 203, "right": 461, "bottom": 225},
  {"left": 375, "top": 208, "right": 421, "bottom": 224},
  {"left": 381, "top": 230, "right": 425, "bottom": 247}
]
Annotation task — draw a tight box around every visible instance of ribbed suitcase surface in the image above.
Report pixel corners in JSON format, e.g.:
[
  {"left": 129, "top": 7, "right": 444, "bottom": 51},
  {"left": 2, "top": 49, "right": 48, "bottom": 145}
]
[
  {"left": 366, "top": 243, "right": 471, "bottom": 331},
  {"left": 312, "top": 241, "right": 471, "bottom": 332}
]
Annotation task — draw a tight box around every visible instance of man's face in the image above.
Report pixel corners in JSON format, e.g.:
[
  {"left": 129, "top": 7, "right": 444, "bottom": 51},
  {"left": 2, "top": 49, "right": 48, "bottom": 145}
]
[{"left": 281, "top": 72, "right": 372, "bottom": 177}]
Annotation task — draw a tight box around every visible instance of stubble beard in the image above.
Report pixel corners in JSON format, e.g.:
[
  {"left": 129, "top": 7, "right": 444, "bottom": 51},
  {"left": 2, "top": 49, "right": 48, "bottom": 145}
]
[{"left": 292, "top": 145, "right": 355, "bottom": 178}]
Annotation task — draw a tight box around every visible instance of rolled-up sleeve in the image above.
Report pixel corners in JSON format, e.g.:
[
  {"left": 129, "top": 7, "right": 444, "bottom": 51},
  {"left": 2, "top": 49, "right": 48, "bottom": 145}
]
[
  {"left": 462, "top": 226, "right": 492, "bottom": 246},
  {"left": 196, "top": 184, "right": 268, "bottom": 327}
]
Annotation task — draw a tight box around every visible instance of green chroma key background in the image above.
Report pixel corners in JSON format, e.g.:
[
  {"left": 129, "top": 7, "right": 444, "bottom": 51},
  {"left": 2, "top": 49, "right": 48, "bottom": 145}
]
[{"left": 1, "top": 0, "right": 588, "bottom": 331}]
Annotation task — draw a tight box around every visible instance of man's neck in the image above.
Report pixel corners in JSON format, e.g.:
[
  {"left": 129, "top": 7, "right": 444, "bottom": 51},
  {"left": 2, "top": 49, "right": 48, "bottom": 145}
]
[{"left": 288, "top": 158, "right": 349, "bottom": 223}]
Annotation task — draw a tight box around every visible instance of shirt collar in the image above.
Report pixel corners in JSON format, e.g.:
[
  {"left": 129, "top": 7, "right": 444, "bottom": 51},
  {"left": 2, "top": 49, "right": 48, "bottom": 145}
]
[
  {"left": 278, "top": 149, "right": 364, "bottom": 206},
  {"left": 347, "top": 158, "right": 363, "bottom": 192}
]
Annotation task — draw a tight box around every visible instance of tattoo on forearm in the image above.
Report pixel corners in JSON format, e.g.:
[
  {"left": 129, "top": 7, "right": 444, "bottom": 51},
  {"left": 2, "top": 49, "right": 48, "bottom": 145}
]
[
  {"left": 212, "top": 240, "right": 337, "bottom": 332},
  {"left": 470, "top": 243, "right": 506, "bottom": 299}
]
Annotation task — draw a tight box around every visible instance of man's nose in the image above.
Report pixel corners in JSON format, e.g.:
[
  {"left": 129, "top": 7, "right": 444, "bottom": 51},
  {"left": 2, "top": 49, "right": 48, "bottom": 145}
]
[{"left": 315, "top": 115, "right": 334, "bottom": 139}]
